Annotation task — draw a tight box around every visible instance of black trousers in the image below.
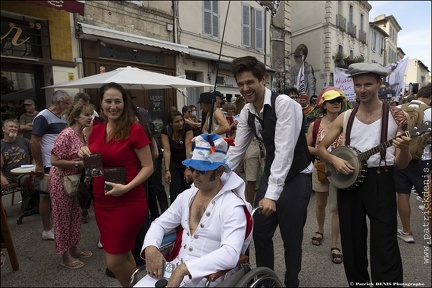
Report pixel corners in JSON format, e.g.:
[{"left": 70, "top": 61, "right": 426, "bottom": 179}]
[
  {"left": 169, "top": 161, "right": 190, "bottom": 204},
  {"left": 148, "top": 153, "right": 168, "bottom": 219},
  {"left": 338, "top": 166, "right": 403, "bottom": 287},
  {"left": 253, "top": 173, "right": 312, "bottom": 287}
]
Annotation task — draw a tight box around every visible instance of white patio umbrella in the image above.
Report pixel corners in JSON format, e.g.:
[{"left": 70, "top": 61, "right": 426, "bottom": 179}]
[{"left": 42, "top": 66, "right": 213, "bottom": 90}]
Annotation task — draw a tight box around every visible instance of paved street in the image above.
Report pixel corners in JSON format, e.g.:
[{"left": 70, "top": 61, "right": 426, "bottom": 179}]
[{"left": 1, "top": 183, "right": 431, "bottom": 287}]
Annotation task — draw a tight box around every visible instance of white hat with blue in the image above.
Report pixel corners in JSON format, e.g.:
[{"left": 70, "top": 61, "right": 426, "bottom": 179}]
[{"left": 182, "top": 133, "right": 232, "bottom": 172}]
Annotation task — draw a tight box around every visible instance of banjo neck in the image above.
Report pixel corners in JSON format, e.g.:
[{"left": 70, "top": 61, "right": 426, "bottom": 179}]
[{"left": 357, "top": 122, "right": 431, "bottom": 162}]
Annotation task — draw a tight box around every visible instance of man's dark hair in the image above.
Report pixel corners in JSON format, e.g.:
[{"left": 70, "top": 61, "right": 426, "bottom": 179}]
[
  {"left": 284, "top": 87, "right": 299, "bottom": 96},
  {"left": 231, "top": 56, "right": 266, "bottom": 81},
  {"left": 74, "top": 92, "right": 91, "bottom": 103},
  {"left": 416, "top": 83, "right": 431, "bottom": 99}
]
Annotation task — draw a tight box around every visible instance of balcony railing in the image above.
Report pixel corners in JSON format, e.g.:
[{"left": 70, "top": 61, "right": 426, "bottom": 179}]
[
  {"left": 348, "top": 22, "right": 356, "bottom": 38},
  {"left": 359, "top": 29, "right": 367, "bottom": 44},
  {"left": 336, "top": 14, "right": 346, "bottom": 32}
]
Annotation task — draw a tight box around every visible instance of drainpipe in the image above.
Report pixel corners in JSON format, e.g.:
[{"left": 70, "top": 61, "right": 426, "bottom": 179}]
[
  {"left": 264, "top": 10, "right": 267, "bottom": 68},
  {"left": 172, "top": 0, "right": 177, "bottom": 44}
]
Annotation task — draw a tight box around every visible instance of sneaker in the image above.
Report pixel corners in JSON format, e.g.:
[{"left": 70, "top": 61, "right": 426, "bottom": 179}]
[
  {"left": 42, "top": 229, "right": 54, "bottom": 240},
  {"left": 397, "top": 229, "right": 414, "bottom": 243},
  {"left": 81, "top": 210, "right": 90, "bottom": 224},
  {"left": 97, "top": 240, "right": 103, "bottom": 249},
  {"left": 416, "top": 196, "right": 423, "bottom": 202},
  {"left": 419, "top": 205, "right": 424, "bottom": 211}
]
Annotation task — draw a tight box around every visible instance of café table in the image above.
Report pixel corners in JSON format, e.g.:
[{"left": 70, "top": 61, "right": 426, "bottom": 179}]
[{"left": 10, "top": 165, "right": 40, "bottom": 225}]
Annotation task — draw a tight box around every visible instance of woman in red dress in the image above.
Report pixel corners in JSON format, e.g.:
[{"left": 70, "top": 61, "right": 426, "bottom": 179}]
[{"left": 78, "top": 82, "right": 153, "bottom": 287}]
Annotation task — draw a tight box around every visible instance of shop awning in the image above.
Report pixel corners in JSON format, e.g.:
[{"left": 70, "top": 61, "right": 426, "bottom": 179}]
[
  {"left": 27, "top": 0, "right": 85, "bottom": 16},
  {"left": 188, "top": 48, "right": 234, "bottom": 63},
  {"left": 77, "top": 22, "right": 189, "bottom": 54}
]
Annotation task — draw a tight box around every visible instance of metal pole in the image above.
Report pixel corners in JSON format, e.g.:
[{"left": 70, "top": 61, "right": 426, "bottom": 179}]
[{"left": 208, "top": 0, "right": 231, "bottom": 133}]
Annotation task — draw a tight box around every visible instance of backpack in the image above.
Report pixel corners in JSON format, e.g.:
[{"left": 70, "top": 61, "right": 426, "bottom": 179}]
[{"left": 400, "top": 102, "right": 430, "bottom": 160}]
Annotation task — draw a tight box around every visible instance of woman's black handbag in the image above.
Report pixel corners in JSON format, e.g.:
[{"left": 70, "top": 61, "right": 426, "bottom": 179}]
[{"left": 77, "top": 170, "right": 94, "bottom": 210}]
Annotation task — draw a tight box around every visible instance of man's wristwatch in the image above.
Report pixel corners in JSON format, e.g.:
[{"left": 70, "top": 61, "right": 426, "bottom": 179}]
[{"left": 74, "top": 161, "right": 79, "bottom": 168}]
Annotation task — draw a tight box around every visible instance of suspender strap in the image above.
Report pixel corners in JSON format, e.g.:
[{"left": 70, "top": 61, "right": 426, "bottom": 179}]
[
  {"left": 380, "top": 103, "right": 389, "bottom": 160},
  {"left": 345, "top": 106, "right": 358, "bottom": 146}
]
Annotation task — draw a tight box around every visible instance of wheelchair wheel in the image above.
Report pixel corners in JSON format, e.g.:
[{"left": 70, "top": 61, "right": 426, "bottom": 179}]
[{"left": 235, "top": 266, "right": 283, "bottom": 287}]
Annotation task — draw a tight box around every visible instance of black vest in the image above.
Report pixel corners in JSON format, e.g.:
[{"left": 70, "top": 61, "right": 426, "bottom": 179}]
[{"left": 247, "top": 92, "right": 312, "bottom": 182}]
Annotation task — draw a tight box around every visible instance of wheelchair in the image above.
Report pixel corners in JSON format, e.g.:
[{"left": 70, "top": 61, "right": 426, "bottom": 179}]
[{"left": 129, "top": 207, "right": 283, "bottom": 287}]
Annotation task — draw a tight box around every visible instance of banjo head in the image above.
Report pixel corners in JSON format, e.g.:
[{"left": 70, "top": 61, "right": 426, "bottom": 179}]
[{"left": 325, "top": 146, "right": 366, "bottom": 190}]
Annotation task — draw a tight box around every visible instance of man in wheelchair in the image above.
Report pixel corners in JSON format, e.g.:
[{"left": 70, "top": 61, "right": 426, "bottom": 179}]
[{"left": 134, "top": 133, "right": 253, "bottom": 287}]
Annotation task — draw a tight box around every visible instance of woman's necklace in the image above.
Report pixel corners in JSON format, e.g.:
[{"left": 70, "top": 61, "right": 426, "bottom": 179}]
[{"left": 173, "top": 129, "right": 184, "bottom": 144}]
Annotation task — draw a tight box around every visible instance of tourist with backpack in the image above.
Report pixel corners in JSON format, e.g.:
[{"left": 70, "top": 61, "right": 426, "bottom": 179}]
[{"left": 395, "top": 83, "right": 431, "bottom": 243}]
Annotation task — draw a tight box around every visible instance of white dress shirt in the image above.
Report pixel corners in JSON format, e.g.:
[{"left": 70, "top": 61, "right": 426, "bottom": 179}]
[{"left": 227, "top": 87, "right": 313, "bottom": 202}]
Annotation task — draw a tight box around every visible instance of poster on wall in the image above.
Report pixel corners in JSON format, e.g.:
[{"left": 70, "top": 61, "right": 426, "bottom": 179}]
[{"left": 149, "top": 90, "right": 165, "bottom": 134}]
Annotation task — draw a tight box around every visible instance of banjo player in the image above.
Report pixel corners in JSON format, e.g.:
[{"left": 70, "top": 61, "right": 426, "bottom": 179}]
[{"left": 316, "top": 63, "right": 412, "bottom": 287}]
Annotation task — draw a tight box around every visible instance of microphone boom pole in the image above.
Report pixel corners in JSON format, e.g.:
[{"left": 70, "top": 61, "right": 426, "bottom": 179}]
[{"left": 208, "top": 0, "right": 231, "bottom": 133}]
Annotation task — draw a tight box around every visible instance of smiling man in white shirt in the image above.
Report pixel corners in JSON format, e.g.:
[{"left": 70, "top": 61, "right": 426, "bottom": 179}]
[{"left": 227, "top": 56, "right": 313, "bottom": 287}]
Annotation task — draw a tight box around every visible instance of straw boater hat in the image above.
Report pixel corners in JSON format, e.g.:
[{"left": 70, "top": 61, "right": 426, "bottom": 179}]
[{"left": 182, "top": 133, "right": 231, "bottom": 172}]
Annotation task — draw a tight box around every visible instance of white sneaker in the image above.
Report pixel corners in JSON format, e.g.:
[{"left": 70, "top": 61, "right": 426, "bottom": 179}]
[
  {"left": 42, "top": 229, "right": 54, "bottom": 240},
  {"left": 97, "top": 240, "right": 103, "bottom": 249},
  {"left": 397, "top": 229, "right": 414, "bottom": 243},
  {"left": 419, "top": 205, "right": 424, "bottom": 211},
  {"left": 416, "top": 196, "right": 423, "bottom": 202}
]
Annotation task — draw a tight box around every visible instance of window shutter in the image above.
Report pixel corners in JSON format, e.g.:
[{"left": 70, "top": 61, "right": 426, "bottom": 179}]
[
  {"left": 212, "top": 1, "right": 219, "bottom": 37},
  {"left": 242, "top": 4, "right": 251, "bottom": 47},
  {"left": 203, "top": 1, "right": 212, "bottom": 35},
  {"left": 255, "top": 9, "right": 263, "bottom": 50}
]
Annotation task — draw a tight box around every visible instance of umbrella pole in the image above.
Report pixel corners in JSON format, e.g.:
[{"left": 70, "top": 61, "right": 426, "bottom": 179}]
[{"left": 208, "top": 0, "right": 231, "bottom": 134}]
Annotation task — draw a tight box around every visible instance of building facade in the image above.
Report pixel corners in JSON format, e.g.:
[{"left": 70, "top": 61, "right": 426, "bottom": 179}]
[
  {"left": 290, "top": 0, "right": 372, "bottom": 94},
  {"left": 368, "top": 22, "right": 388, "bottom": 65},
  {"left": 406, "top": 59, "right": 430, "bottom": 90},
  {"left": 1, "top": 0, "right": 83, "bottom": 122},
  {"left": 372, "top": 14, "right": 401, "bottom": 66}
]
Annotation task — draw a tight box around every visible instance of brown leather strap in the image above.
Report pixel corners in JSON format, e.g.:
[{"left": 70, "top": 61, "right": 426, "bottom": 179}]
[
  {"left": 380, "top": 103, "right": 389, "bottom": 160},
  {"left": 345, "top": 106, "right": 359, "bottom": 146}
]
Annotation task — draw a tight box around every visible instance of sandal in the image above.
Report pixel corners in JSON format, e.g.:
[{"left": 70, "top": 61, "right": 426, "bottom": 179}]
[
  {"left": 311, "top": 232, "right": 324, "bottom": 246},
  {"left": 71, "top": 250, "right": 93, "bottom": 258},
  {"left": 331, "top": 247, "right": 343, "bottom": 264},
  {"left": 61, "top": 259, "right": 84, "bottom": 269}
]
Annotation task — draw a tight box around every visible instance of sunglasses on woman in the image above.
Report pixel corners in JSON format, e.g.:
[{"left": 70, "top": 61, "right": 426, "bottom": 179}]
[{"left": 325, "top": 98, "right": 343, "bottom": 104}]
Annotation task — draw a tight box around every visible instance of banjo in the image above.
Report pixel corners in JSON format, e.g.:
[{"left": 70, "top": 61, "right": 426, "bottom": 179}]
[{"left": 325, "top": 121, "right": 431, "bottom": 190}]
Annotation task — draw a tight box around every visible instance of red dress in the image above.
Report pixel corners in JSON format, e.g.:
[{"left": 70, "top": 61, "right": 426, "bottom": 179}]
[{"left": 88, "top": 123, "right": 149, "bottom": 254}]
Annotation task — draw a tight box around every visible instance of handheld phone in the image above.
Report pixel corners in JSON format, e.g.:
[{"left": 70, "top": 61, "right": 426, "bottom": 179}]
[{"left": 161, "top": 260, "right": 176, "bottom": 279}]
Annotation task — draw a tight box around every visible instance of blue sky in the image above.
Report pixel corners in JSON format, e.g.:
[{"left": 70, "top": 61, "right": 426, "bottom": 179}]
[{"left": 369, "top": 1, "right": 431, "bottom": 71}]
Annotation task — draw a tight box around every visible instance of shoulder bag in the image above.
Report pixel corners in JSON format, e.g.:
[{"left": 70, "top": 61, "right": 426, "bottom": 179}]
[{"left": 58, "top": 168, "right": 81, "bottom": 197}]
